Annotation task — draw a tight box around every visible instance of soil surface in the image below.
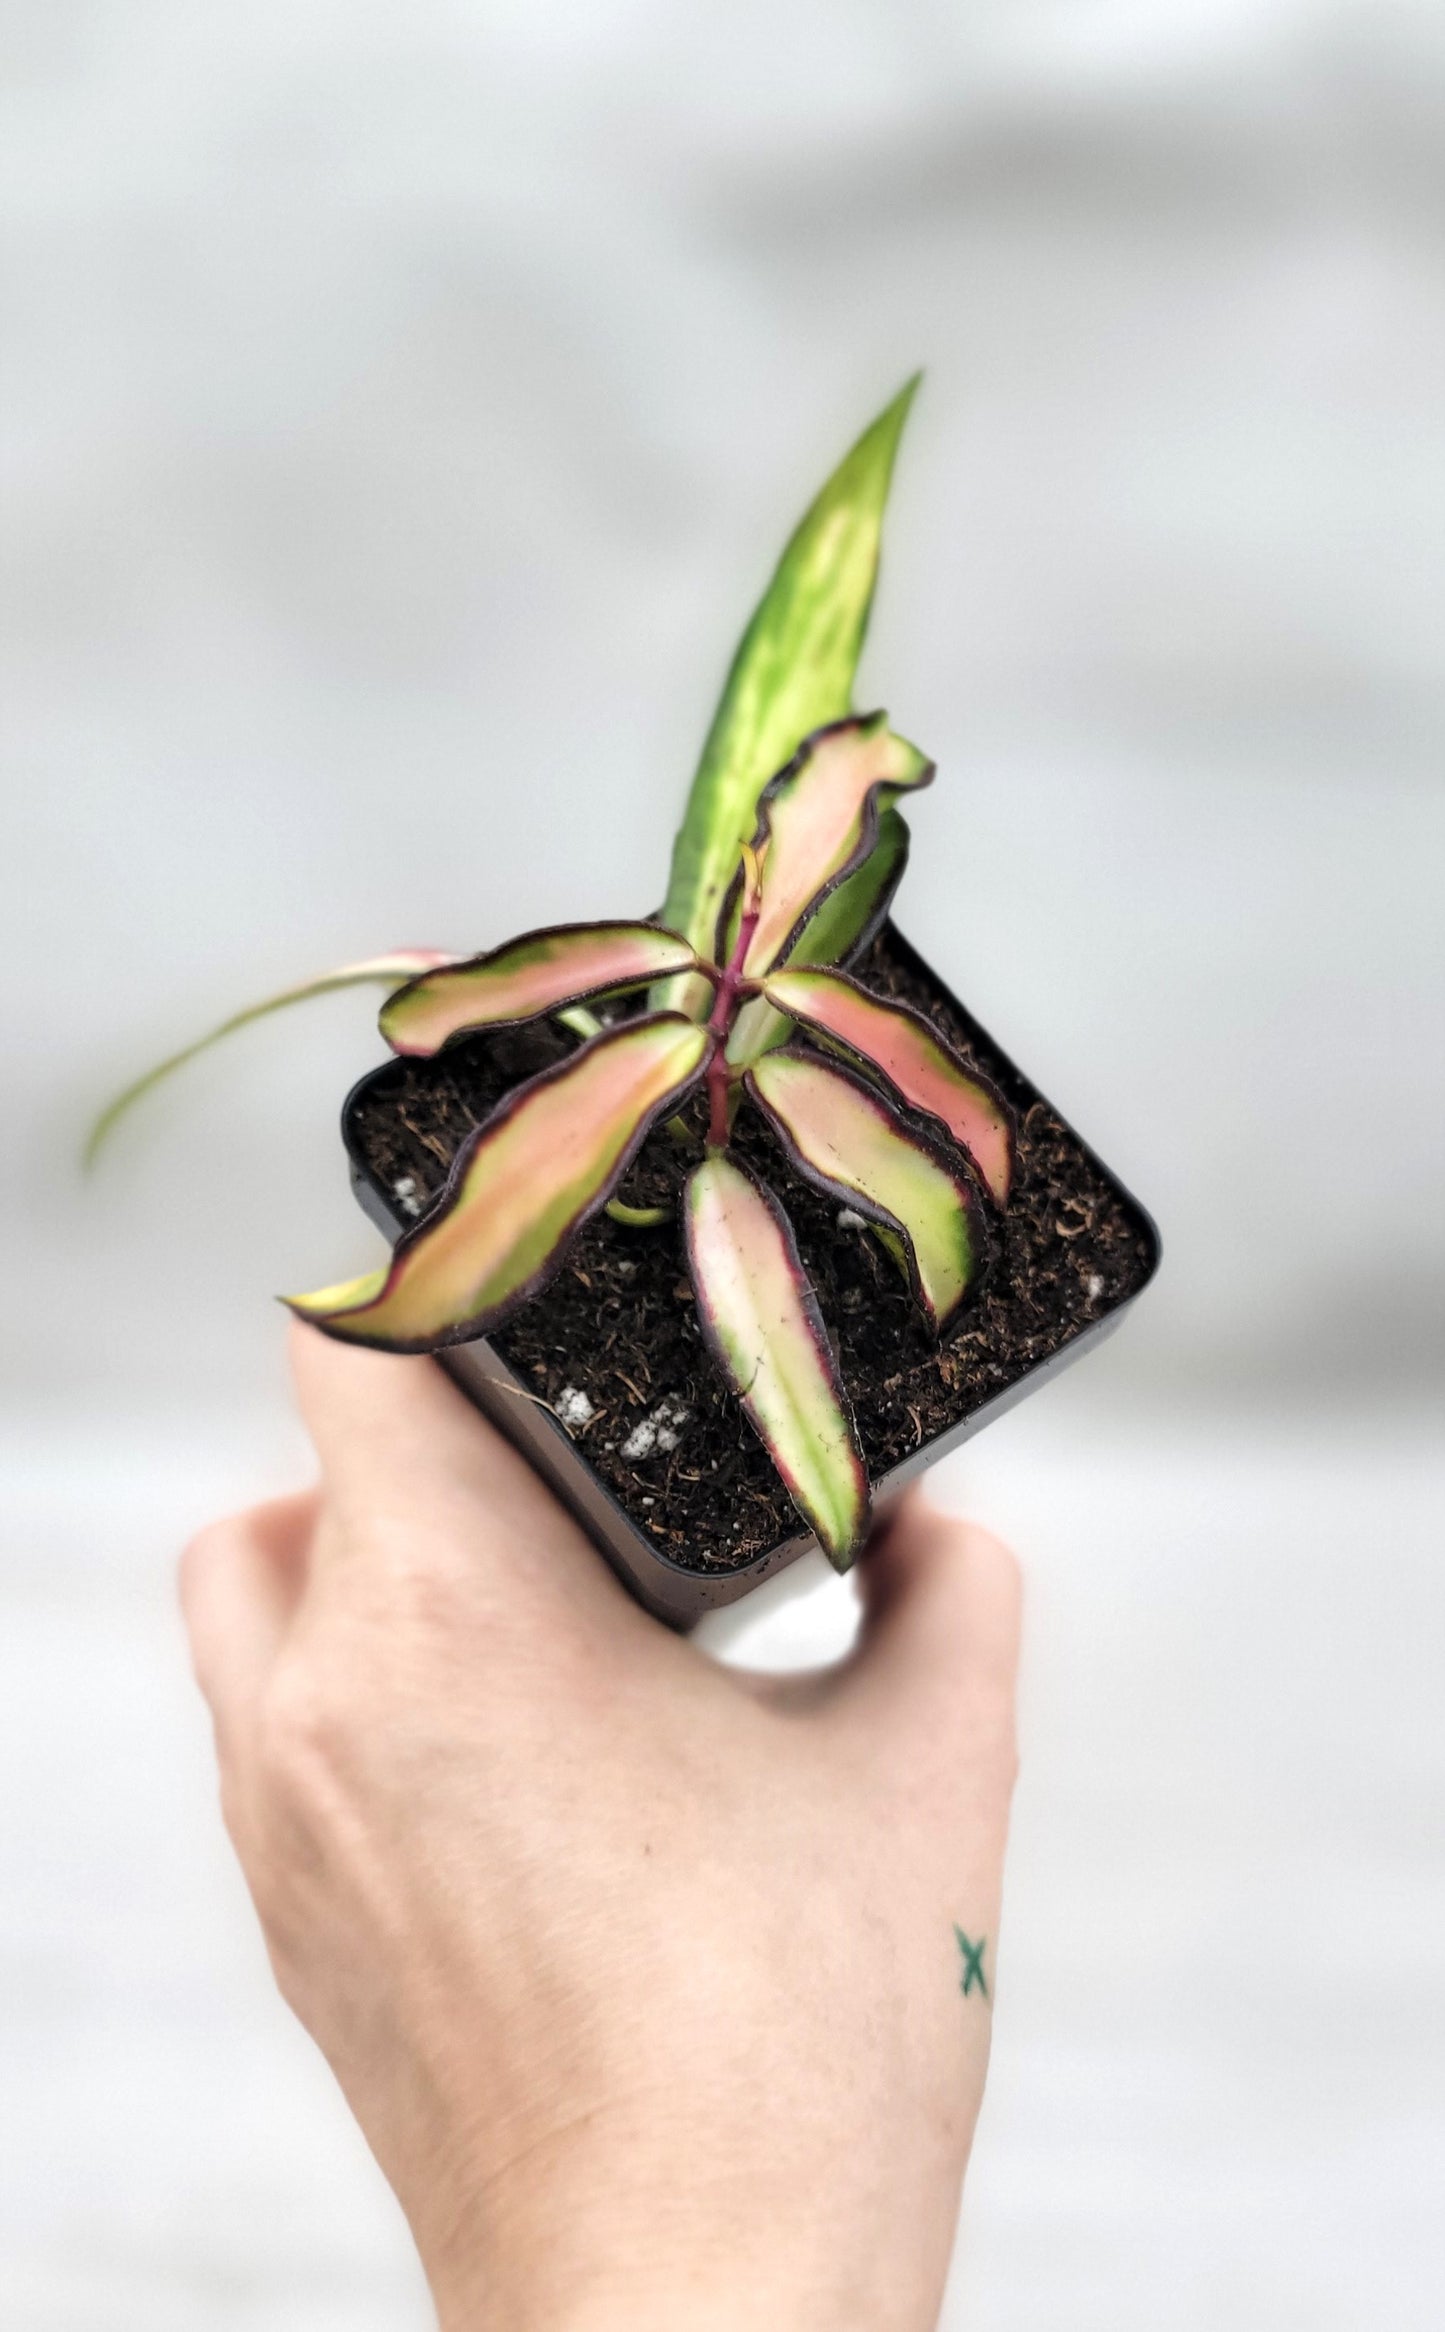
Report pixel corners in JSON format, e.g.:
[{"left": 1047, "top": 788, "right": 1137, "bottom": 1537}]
[{"left": 345, "top": 927, "right": 1157, "bottom": 1573}]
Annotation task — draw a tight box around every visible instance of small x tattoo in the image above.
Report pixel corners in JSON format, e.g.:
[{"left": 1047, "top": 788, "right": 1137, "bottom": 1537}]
[{"left": 953, "top": 1924, "right": 989, "bottom": 1999}]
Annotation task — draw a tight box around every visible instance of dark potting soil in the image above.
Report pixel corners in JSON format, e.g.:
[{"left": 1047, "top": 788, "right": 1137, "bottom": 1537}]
[{"left": 345, "top": 928, "right": 1155, "bottom": 1574}]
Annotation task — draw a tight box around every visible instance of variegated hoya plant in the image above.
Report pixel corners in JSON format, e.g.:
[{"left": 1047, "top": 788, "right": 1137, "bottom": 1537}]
[{"left": 92, "top": 378, "right": 1016, "bottom": 1570}]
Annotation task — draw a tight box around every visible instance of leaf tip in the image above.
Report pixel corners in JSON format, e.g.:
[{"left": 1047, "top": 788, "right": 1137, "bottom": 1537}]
[
  {"left": 80, "top": 1074, "right": 153, "bottom": 1172},
  {"left": 79, "top": 1119, "right": 110, "bottom": 1176},
  {"left": 279, "top": 1267, "right": 388, "bottom": 1327},
  {"left": 891, "top": 367, "right": 924, "bottom": 414},
  {"left": 862, "top": 371, "right": 924, "bottom": 465}
]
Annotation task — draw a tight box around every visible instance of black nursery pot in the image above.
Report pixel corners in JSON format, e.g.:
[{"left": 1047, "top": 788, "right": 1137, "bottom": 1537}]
[{"left": 341, "top": 925, "right": 1160, "bottom": 1629}]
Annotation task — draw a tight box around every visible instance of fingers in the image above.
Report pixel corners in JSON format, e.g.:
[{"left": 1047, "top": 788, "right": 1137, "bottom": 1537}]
[
  {"left": 286, "top": 1322, "right": 645, "bottom": 1628},
  {"left": 290, "top": 1321, "right": 575, "bottom": 1538},
  {"left": 180, "top": 1487, "right": 317, "bottom": 1756},
  {"left": 289, "top": 1321, "right": 516, "bottom": 1504},
  {"left": 832, "top": 1489, "right": 1022, "bottom": 1788},
  {"left": 858, "top": 1490, "right": 1021, "bottom": 1692}
]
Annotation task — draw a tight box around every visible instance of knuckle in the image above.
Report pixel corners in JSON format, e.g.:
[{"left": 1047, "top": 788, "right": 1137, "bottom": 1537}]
[
  {"left": 177, "top": 1517, "right": 226, "bottom": 1612},
  {"left": 372, "top": 1538, "right": 541, "bottom": 1672},
  {"left": 387, "top": 1551, "right": 469, "bottom": 1639},
  {"left": 256, "top": 1661, "right": 348, "bottom": 1792},
  {"left": 963, "top": 1518, "right": 1020, "bottom": 1572}
]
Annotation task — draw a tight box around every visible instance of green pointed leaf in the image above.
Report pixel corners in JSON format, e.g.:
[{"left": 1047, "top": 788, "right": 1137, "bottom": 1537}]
[
  {"left": 381, "top": 922, "right": 707, "bottom": 1057},
  {"left": 747, "top": 1047, "right": 990, "bottom": 1330},
  {"left": 761, "top": 968, "right": 1016, "bottom": 1204},
  {"left": 741, "top": 713, "right": 932, "bottom": 977},
  {"left": 684, "top": 1155, "right": 867, "bottom": 1570},
  {"left": 660, "top": 376, "right": 921, "bottom": 971},
  {"left": 84, "top": 950, "right": 454, "bottom": 1168},
  {"left": 287, "top": 1015, "right": 712, "bottom": 1351}
]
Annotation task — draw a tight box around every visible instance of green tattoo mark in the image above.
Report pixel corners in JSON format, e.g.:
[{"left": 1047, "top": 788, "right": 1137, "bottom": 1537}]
[{"left": 953, "top": 1924, "right": 989, "bottom": 2000}]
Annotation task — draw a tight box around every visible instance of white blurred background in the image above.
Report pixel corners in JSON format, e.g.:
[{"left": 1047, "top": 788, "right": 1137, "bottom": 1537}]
[{"left": 2, "top": 4, "right": 1441, "bottom": 2326}]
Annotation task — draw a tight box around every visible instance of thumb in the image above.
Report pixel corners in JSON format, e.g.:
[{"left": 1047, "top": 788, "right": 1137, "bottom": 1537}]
[
  {"left": 180, "top": 1488, "right": 317, "bottom": 1765},
  {"left": 836, "top": 1489, "right": 1022, "bottom": 1784}
]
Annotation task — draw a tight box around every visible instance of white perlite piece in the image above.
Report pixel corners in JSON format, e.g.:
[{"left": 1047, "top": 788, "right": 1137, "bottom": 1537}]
[
  {"left": 1086, "top": 1273, "right": 1105, "bottom": 1300},
  {"left": 393, "top": 1175, "right": 425, "bottom": 1219},
  {"left": 555, "top": 1386, "right": 596, "bottom": 1430},
  {"left": 836, "top": 1207, "right": 871, "bottom": 1233},
  {"left": 620, "top": 1394, "right": 690, "bottom": 1462}
]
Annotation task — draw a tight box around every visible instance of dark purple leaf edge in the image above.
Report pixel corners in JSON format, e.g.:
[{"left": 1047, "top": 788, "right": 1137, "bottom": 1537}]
[
  {"left": 742, "top": 1042, "right": 997, "bottom": 1331},
  {"left": 290, "top": 1014, "right": 714, "bottom": 1355}
]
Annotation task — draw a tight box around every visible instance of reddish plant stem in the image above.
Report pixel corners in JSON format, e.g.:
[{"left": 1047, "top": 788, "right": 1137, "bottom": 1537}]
[
  {"left": 704, "top": 890, "right": 761, "bottom": 1150},
  {"left": 706, "top": 1057, "right": 731, "bottom": 1150}
]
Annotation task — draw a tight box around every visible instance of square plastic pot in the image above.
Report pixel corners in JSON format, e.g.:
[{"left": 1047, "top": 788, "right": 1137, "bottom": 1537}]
[{"left": 342, "top": 925, "right": 1160, "bottom": 1629}]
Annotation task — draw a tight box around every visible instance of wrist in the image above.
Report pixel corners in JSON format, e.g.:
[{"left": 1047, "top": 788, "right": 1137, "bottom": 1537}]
[{"left": 423, "top": 2207, "right": 929, "bottom": 2332}]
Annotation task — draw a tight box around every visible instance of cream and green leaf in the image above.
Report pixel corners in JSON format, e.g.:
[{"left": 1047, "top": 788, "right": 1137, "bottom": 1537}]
[
  {"left": 785, "top": 801, "right": 909, "bottom": 972},
  {"left": 739, "top": 713, "right": 932, "bottom": 977},
  {"left": 684, "top": 1155, "right": 867, "bottom": 1568},
  {"left": 381, "top": 923, "right": 708, "bottom": 1057},
  {"left": 760, "top": 967, "right": 1015, "bottom": 1204},
  {"left": 660, "top": 376, "right": 920, "bottom": 972},
  {"left": 747, "top": 1048, "right": 990, "bottom": 1331}
]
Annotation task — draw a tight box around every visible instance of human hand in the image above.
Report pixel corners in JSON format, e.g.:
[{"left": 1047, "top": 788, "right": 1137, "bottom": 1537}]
[{"left": 182, "top": 1325, "right": 1021, "bottom": 2332}]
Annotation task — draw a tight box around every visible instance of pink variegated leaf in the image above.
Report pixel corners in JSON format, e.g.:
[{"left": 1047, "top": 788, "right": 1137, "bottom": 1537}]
[
  {"left": 84, "top": 950, "right": 454, "bottom": 1167},
  {"left": 760, "top": 968, "right": 1016, "bottom": 1204},
  {"left": 684, "top": 1154, "right": 867, "bottom": 1569},
  {"left": 286, "top": 1016, "right": 711, "bottom": 1351},
  {"left": 736, "top": 713, "right": 933, "bottom": 977},
  {"left": 381, "top": 922, "right": 710, "bottom": 1057},
  {"left": 747, "top": 1047, "right": 992, "bottom": 1331},
  {"left": 722, "top": 808, "right": 914, "bottom": 1073},
  {"left": 785, "top": 801, "right": 910, "bottom": 971}
]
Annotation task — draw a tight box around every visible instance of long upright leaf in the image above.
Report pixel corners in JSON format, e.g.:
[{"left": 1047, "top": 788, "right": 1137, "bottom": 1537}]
[
  {"left": 382, "top": 922, "right": 706, "bottom": 1057},
  {"left": 747, "top": 1048, "right": 989, "bottom": 1330},
  {"left": 84, "top": 950, "right": 454, "bottom": 1168},
  {"left": 659, "top": 377, "right": 920, "bottom": 974},
  {"left": 761, "top": 968, "right": 1016, "bottom": 1204},
  {"left": 287, "top": 1016, "right": 711, "bottom": 1351},
  {"left": 741, "top": 714, "right": 932, "bottom": 977},
  {"left": 684, "top": 1155, "right": 867, "bottom": 1570}
]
